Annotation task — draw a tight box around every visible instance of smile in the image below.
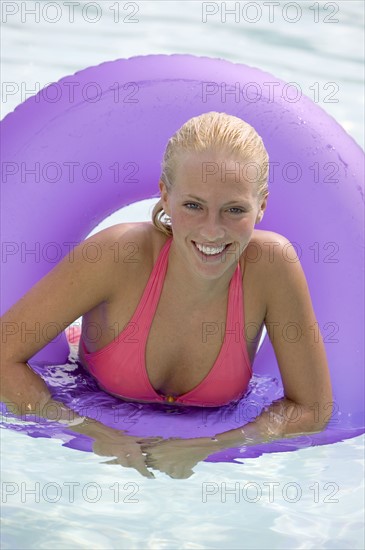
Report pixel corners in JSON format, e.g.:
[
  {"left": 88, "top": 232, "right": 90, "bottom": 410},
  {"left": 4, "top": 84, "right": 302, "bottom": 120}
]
[{"left": 192, "top": 241, "right": 231, "bottom": 258}]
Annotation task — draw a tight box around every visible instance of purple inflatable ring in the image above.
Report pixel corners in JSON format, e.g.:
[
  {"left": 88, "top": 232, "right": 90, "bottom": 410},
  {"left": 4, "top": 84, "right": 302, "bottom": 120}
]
[{"left": 1, "top": 54, "right": 364, "bottom": 462}]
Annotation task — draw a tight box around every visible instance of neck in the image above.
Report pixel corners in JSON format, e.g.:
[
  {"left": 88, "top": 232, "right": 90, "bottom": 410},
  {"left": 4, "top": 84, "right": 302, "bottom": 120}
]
[{"left": 165, "top": 239, "right": 240, "bottom": 305}]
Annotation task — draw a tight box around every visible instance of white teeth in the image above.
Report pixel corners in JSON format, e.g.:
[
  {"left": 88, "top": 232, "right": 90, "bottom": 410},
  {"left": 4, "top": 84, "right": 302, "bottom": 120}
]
[{"left": 195, "top": 242, "right": 226, "bottom": 255}]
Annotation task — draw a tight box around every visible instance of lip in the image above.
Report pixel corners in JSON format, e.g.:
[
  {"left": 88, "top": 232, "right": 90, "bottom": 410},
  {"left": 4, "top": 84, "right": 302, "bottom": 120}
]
[{"left": 192, "top": 240, "right": 231, "bottom": 261}]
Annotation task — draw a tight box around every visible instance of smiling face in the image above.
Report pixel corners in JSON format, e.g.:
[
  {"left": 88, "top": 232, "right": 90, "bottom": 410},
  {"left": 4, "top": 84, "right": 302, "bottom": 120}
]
[{"left": 159, "top": 149, "right": 268, "bottom": 277}]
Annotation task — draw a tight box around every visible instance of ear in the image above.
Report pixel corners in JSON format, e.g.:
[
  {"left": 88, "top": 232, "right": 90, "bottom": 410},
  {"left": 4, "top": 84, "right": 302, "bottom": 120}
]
[
  {"left": 159, "top": 180, "right": 171, "bottom": 217},
  {"left": 256, "top": 193, "right": 269, "bottom": 223}
]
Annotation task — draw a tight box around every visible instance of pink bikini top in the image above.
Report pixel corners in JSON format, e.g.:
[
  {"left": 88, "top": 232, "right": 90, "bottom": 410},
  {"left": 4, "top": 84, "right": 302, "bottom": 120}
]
[{"left": 81, "top": 237, "right": 252, "bottom": 407}]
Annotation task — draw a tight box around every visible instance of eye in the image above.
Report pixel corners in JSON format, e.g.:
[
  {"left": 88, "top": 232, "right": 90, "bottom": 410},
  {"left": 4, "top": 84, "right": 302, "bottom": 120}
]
[
  {"left": 184, "top": 202, "right": 201, "bottom": 210},
  {"left": 183, "top": 203, "right": 246, "bottom": 214},
  {"left": 228, "top": 207, "right": 246, "bottom": 214}
]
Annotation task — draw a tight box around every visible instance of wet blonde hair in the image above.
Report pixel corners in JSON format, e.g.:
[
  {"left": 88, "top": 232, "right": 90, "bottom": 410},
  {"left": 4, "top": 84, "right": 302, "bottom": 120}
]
[{"left": 152, "top": 111, "right": 269, "bottom": 237}]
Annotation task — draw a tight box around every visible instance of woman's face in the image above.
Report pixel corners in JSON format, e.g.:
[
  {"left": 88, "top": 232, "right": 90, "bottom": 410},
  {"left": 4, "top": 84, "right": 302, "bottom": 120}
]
[{"left": 159, "top": 150, "right": 268, "bottom": 275}]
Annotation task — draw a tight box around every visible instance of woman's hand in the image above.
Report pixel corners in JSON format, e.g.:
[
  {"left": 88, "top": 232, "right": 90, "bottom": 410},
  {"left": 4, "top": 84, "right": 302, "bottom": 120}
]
[
  {"left": 71, "top": 420, "right": 164, "bottom": 478},
  {"left": 140, "top": 437, "right": 217, "bottom": 479},
  {"left": 92, "top": 432, "right": 164, "bottom": 479}
]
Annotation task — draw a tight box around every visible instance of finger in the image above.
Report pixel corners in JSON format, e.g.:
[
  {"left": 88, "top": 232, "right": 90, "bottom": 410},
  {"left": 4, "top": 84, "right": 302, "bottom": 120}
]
[
  {"left": 137, "top": 437, "right": 164, "bottom": 444},
  {"left": 144, "top": 456, "right": 157, "bottom": 467},
  {"left": 124, "top": 452, "right": 157, "bottom": 479},
  {"left": 120, "top": 457, "right": 156, "bottom": 478},
  {"left": 166, "top": 466, "right": 195, "bottom": 480},
  {"left": 169, "top": 471, "right": 194, "bottom": 480},
  {"left": 144, "top": 453, "right": 162, "bottom": 470},
  {"left": 143, "top": 449, "right": 161, "bottom": 462},
  {"left": 100, "top": 454, "right": 155, "bottom": 478},
  {"left": 140, "top": 446, "right": 157, "bottom": 454},
  {"left": 134, "top": 465, "right": 155, "bottom": 479}
]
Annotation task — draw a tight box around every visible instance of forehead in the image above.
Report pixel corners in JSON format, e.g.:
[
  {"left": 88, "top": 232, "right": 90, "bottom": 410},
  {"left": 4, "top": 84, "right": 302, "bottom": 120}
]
[{"left": 174, "top": 151, "right": 258, "bottom": 197}]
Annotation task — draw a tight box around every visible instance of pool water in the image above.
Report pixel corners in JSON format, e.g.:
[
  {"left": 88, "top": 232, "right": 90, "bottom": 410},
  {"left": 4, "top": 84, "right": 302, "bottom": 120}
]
[{"left": 1, "top": 1, "right": 364, "bottom": 549}]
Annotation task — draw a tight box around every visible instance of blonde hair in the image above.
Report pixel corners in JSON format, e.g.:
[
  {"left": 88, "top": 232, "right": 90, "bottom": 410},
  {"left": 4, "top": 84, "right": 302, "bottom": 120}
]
[{"left": 152, "top": 111, "right": 269, "bottom": 237}]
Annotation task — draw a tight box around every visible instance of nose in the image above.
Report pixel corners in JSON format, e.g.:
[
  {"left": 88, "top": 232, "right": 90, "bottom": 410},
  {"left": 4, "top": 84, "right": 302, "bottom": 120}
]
[{"left": 199, "top": 211, "right": 225, "bottom": 242}]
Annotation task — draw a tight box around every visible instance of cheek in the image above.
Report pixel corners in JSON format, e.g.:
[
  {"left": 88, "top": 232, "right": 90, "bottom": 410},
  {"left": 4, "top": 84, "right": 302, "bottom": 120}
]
[
  {"left": 230, "top": 217, "right": 252, "bottom": 232},
  {"left": 169, "top": 211, "right": 189, "bottom": 230}
]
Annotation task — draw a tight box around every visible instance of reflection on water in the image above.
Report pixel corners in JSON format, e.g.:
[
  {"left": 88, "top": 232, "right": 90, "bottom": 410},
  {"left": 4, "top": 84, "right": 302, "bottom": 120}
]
[{"left": 1, "top": 426, "right": 364, "bottom": 549}]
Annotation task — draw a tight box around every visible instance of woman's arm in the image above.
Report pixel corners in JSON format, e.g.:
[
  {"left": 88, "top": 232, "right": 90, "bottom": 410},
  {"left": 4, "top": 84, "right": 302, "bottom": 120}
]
[
  {"left": 215, "top": 233, "right": 334, "bottom": 449},
  {"left": 1, "top": 228, "right": 118, "bottom": 410},
  {"left": 0, "top": 226, "right": 161, "bottom": 477},
  {"left": 0, "top": 225, "right": 122, "bottom": 453}
]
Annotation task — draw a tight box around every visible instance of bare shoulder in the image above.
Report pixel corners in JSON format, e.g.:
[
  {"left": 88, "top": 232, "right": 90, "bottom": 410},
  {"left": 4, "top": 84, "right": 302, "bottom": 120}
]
[
  {"left": 247, "top": 229, "right": 292, "bottom": 264},
  {"left": 252, "top": 229, "right": 305, "bottom": 280},
  {"left": 242, "top": 229, "right": 293, "bottom": 280},
  {"left": 92, "top": 221, "right": 152, "bottom": 248},
  {"left": 242, "top": 229, "right": 305, "bottom": 317},
  {"left": 94, "top": 221, "right": 169, "bottom": 282},
  {"left": 104, "top": 220, "right": 168, "bottom": 253},
  {"left": 251, "top": 228, "right": 322, "bottom": 351}
]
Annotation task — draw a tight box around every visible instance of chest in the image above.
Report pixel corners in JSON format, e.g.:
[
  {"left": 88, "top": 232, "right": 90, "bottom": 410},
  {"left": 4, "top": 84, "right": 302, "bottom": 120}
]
[
  {"left": 145, "top": 295, "right": 232, "bottom": 395},
  {"left": 80, "top": 258, "right": 266, "bottom": 396}
]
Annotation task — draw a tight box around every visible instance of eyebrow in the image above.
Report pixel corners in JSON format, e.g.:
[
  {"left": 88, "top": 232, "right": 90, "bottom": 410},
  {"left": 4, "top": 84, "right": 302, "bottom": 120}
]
[{"left": 182, "top": 194, "right": 251, "bottom": 207}]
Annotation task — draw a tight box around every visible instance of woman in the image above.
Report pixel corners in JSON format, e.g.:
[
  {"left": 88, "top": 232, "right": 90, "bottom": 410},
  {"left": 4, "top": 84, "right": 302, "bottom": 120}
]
[{"left": 0, "top": 112, "right": 332, "bottom": 479}]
